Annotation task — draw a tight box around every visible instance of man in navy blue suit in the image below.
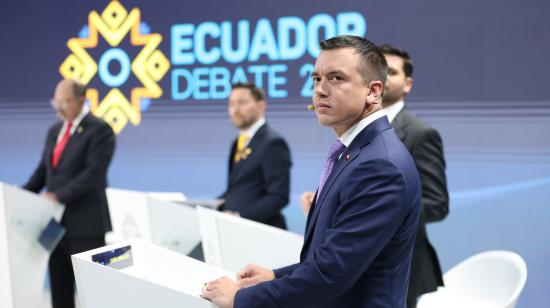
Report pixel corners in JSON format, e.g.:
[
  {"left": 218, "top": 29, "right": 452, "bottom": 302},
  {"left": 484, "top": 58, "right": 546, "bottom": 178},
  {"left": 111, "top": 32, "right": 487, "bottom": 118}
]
[
  {"left": 202, "top": 36, "right": 421, "bottom": 308},
  {"left": 218, "top": 83, "right": 291, "bottom": 229}
]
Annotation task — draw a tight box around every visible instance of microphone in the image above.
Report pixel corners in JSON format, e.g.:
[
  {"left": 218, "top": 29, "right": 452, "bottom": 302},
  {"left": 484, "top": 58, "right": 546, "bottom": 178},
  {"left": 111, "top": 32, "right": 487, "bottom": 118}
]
[{"left": 307, "top": 104, "right": 315, "bottom": 111}]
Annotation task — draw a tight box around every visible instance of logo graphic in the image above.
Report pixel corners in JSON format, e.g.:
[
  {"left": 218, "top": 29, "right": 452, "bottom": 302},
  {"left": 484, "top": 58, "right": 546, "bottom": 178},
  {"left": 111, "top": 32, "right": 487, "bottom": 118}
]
[{"left": 59, "top": 0, "right": 170, "bottom": 134}]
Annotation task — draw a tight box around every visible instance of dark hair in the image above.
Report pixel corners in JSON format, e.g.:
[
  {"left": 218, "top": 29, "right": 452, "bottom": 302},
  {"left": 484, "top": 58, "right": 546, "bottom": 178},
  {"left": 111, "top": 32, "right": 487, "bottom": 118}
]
[
  {"left": 231, "top": 83, "right": 264, "bottom": 101},
  {"left": 319, "top": 35, "right": 387, "bottom": 85},
  {"left": 378, "top": 44, "right": 414, "bottom": 78}
]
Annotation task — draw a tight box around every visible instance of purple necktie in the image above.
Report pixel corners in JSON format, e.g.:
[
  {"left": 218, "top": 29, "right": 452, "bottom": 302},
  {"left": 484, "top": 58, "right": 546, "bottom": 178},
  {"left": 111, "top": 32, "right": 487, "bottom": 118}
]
[{"left": 317, "top": 140, "right": 346, "bottom": 200}]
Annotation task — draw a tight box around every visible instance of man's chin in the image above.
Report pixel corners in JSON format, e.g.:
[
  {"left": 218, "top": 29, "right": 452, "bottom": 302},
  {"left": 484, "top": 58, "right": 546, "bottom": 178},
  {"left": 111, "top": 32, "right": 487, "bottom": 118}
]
[{"left": 316, "top": 117, "right": 333, "bottom": 128}]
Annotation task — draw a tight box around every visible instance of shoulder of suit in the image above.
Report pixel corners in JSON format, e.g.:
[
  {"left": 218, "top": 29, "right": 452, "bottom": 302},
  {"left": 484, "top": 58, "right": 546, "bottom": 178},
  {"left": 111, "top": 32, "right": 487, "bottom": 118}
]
[
  {"left": 399, "top": 109, "right": 438, "bottom": 136},
  {"left": 83, "top": 113, "right": 114, "bottom": 131},
  {"left": 263, "top": 125, "right": 289, "bottom": 144},
  {"left": 47, "top": 121, "right": 63, "bottom": 137}
]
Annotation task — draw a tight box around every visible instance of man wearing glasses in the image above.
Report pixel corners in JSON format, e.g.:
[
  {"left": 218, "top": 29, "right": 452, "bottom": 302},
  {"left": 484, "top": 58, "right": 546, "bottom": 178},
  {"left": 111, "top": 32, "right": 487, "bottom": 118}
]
[{"left": 23, "top": 79, "right": 115, "bottom": 308}]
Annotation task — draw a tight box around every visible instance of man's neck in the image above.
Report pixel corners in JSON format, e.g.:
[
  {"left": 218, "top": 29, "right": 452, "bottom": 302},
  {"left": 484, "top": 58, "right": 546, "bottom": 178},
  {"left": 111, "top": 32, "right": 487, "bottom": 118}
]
[
  {"left": 383, "top": 100, "right": 405, "bottom": 124},
  {"left": 337, "top": 109, "right": 386, "bottom": 147}
]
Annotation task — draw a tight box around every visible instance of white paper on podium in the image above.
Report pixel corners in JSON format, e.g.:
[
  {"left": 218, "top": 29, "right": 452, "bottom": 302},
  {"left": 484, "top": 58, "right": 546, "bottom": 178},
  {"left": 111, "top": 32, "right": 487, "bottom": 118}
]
[
  {"left": 197, "top": 207, "right": 304, "bottom": 273},
  {"left": 106, "top": 188, "right": 200, "bottom": 255},
  {"left": 72, "top": 240, "right": 233, "bottom": 308},
  {"left": 0, "top": 182, "right": 64, "bottom": 308}
]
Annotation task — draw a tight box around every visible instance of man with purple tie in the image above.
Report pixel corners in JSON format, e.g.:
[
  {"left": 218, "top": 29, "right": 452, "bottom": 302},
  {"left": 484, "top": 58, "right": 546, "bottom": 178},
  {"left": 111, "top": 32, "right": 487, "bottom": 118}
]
[{"left": 202, "top": 36, "right": 421, "bottom": 308}]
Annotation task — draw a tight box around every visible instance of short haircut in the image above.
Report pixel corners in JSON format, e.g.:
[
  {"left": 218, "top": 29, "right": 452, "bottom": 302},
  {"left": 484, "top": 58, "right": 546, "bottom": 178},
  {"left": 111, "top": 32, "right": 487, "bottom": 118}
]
[
  {"left": 66, "top": 79, "right": 87, "bottom": 98},
  {"left": 320, "top": 35, "right": 387, "bottom": 85},
  {"left": 379, "top": 44, "right": 414, "bottom": 78},
  {"left": 231, "top": 83, "right": 265, "bottom": 101}
]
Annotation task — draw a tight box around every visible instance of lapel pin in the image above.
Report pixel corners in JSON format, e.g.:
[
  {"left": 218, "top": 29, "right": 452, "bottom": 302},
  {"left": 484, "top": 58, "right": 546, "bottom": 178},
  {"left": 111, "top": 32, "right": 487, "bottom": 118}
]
[
  {"left": 242, "top": 148, "right": 252, "bottom": 159},
  {"left": 77, "top": 126, "right": 83, "bottom": 133},
  {"left": 345, "top": 154, "right": 350, "bottom": 161}
]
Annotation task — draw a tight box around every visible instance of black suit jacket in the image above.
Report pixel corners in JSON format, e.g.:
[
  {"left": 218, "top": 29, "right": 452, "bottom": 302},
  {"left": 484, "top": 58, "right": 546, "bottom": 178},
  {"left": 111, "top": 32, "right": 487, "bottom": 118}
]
[
  {"left": 392, "top": 108, "right": 449, "bottom": 305},
  {"left": 220, "top": 124, "right": 291, "bottom": 229},
  {"left": 24, "top": 113, "right": 115, "bottom": 239}
]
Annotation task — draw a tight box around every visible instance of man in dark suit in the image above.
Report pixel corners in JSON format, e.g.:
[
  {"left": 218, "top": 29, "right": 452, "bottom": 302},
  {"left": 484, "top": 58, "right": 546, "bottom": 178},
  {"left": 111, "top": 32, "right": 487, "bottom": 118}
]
[
  {"left": 202, "top": 36, "right": 421, "bottom": 308},
  {"left": 379, "top": 44, "right": 449, "bottom": 308},
  {"left": 219, "top": 83, "right": 291, "bottom": 229},
  {"left": 23, "top": 79, "right": 115, "bottom": 308}
]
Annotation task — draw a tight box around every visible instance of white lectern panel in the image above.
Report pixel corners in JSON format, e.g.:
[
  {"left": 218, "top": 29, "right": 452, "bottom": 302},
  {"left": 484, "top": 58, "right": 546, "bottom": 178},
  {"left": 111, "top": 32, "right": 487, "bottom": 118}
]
[
  {"left": 197, "top": 207, "right": 304, "bottom": 272},
  {"left": 72, "top": 240, "right": 233, "bottom": 308},
  {"left": 0, "top": 182, "right": 64, "bottom": 308},
  {"left": 106, "top": 188, "right": 151, "bottom": 241},
  {"left": 106, "top": 188, "right": 201, "bottom": 255},
  {"left": 146, "top": 192, "right": 186, "bottom": 203},
  {"left": 148, "top": 197, "right": 200, "bottom": 255}
]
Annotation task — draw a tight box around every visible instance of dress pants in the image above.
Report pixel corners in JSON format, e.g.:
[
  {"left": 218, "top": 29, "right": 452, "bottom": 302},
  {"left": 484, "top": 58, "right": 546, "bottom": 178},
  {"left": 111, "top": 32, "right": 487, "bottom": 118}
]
[{"left": 49, "top": 236, "right": 105, "bottom": 308}]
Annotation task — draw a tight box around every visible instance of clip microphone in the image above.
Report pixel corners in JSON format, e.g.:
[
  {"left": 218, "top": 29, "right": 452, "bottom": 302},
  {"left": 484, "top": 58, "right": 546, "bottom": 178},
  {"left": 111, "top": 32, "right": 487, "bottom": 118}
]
[{"left": 307, "top": 104, "right": 315, "bottom": 111}]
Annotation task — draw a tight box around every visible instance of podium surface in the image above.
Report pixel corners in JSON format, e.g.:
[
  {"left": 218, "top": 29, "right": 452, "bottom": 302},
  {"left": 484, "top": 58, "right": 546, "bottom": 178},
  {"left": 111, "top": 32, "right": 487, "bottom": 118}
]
[
  {"left": 0, "top": 182, "right": 64, "bottom": 308},
  {"left": 197, "top": 207, "right": 304, "bottom": 272},
  {"left": 72, "top": 240, "right": 233, "bottom": 308}
]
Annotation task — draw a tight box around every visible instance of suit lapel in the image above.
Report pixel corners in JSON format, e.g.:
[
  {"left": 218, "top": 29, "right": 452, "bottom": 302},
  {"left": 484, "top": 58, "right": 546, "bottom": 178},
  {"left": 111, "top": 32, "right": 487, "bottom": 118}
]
[
  {"left": 303, "top": 147, "right": 360, "bottom": 243},
  {"left": 391, "top": 108, "right": 409, "bottom": 141},
  {"left": 55, "top": 114, "right": 88, "bottom": 170},
  {"left": 301, "top": 117, "right": 394, "bottom": 251},
  {"left": 46, "top": 124, "right": 62, "bottom": 171},
  {"left": 229, "top": 124, "right": 267, "bottom": 180}
]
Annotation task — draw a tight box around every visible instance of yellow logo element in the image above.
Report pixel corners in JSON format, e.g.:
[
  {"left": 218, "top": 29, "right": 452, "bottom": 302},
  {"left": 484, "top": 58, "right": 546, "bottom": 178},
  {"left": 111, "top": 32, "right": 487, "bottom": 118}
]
[{"left": 59, "top": 1, "right": 170, "bottom": 134}]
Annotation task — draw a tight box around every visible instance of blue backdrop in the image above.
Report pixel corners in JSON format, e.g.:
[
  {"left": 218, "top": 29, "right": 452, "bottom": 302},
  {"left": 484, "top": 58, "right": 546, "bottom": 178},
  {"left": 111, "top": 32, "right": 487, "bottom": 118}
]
[{"left": 1, "top": 1, "right": 549, "bottom": 307}]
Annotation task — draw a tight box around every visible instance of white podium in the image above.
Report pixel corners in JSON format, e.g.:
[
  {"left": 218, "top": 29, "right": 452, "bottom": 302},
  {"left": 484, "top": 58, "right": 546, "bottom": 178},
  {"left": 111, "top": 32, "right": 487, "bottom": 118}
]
[
  {"left": 0, "top": 182, "right": 64, "bottom": 308},
  {"left": 72, "top": 240, "right": 233, "bottom": 308},
  {"left": 106, "top": 188, "right": 200, "bottom": 255},
  {"left": 197, "top": 207, "right": 304, "bottom": 272}
]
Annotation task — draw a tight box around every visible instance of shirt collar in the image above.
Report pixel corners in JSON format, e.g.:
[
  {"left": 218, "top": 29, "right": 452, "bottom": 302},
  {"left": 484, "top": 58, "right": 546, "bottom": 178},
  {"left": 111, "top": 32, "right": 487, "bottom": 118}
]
[
  {"left": 64, "top": 104, "right": 89, "bottom": 134},
  {"left": 239, "top": 116, "right": 266, "bottom": 141},
  {"left": 339, "top": 109, "right": 386, "bottom": 147},
  {"left": 383, "top": 100, "right": 405, "bottom": 124}
]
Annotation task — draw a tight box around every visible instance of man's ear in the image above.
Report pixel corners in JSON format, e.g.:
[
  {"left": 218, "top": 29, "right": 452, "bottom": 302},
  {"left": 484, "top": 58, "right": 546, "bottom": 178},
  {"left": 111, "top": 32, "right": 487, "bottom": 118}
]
[
  {"left": 367, "top": 81, "right": 384, "bottom": 103},
  {"left": 258, "top": 99, "right": 267, "bottom": 112},
  {"left": 404, "top": 77, "right": 413, "bottom": 95}
]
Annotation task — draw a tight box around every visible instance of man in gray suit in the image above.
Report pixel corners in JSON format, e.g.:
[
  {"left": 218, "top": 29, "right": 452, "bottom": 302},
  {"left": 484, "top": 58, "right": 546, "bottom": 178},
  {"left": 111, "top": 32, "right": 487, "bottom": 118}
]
[{"left": 379, "top": 44, "right": 449, "bottom": 308}]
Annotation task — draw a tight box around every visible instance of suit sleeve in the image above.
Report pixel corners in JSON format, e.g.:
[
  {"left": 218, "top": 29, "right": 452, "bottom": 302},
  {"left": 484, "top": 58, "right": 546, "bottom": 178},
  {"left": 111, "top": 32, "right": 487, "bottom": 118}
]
[
  {"left": 411, "top": 128, "right": 449, "bottom": 223},
  {"left": 237, "top": 138, "right": 291, "bottom": 223},
  {"left": 234, "top": 159, "right": 414, "bottom": 307},
  {"left": 273, "top": 263, "right": 299, "bottom": 278},
  {"left": 23, "top": 128, "right": 54, "bottom": 193},
  {"left": 54, "top": 123, "right": 116, "bottom": 205}
]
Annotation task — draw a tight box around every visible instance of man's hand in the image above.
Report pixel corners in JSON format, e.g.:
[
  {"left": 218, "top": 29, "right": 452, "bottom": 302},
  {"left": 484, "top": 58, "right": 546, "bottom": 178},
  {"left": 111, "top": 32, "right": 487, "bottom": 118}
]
[
  {"left": 237, "top": 264, "right": 275, "bottom": 288},
  {"left": 201, "top": 276, "right": 239, "bottom": 308},
  {"left": 300, "top": 191, "right": 315, "bottom": 215},
  {"left": 43, "top": 192, "right": 59, "bottom": 203},
  {"left": 223, "top": 210, "right": 240, "bottom": 217}
]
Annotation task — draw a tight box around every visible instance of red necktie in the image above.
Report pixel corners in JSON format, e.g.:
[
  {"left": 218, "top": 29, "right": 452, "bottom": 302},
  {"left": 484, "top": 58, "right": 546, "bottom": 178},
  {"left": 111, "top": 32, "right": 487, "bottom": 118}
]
[{"left": 51, "top": 122, "right": 73, "bottom": 168}]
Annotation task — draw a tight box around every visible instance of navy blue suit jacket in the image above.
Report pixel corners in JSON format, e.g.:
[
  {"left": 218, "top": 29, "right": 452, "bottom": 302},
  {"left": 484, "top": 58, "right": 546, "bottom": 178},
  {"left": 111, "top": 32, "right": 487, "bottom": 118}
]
[
  {"left": 23, "top": 113, "right": 115, "bottom": 239},
  {"left": 235, "top": 117, "right": 421, "bottom": 307},
  {"left": 220, "top": 124, "right": 292, "bottom": 229}
]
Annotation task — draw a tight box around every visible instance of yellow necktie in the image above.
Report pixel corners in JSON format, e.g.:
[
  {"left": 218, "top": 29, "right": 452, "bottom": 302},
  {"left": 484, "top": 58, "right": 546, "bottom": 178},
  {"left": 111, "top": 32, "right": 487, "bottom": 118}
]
[{"left": 234, "top": 134, "right": 249, "bottom": 162}]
